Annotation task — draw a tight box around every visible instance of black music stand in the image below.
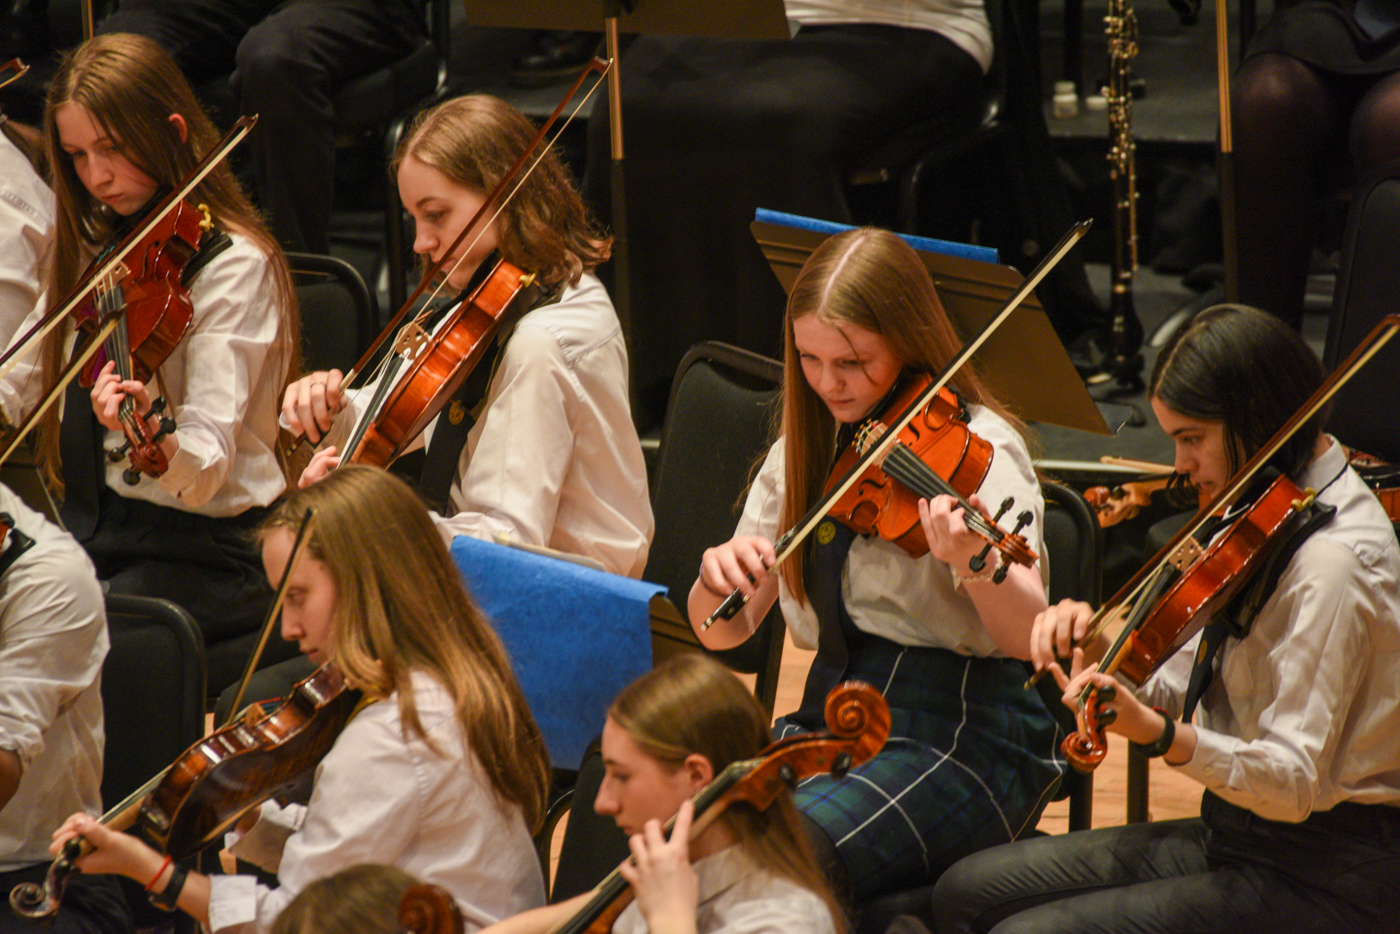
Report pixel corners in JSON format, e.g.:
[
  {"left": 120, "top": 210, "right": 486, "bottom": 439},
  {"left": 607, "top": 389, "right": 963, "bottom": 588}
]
[{"left": 461, "top": 0, "right": 790, "bottom": 352}]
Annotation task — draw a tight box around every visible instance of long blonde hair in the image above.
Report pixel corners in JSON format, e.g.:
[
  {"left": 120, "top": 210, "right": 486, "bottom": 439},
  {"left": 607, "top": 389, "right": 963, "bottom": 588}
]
[
  {"left": 261, "top": 466, "right": 550, "bottom": 832},
  {"left": 608, "top": 655, "right": 846, "bottom": 931},
  {"left": 390, "top": 94, "right": 611, "bottom": 290},
  {"left": 778, "top": 227, "right": 1021, "bottom": 603},
  {"left": 37, "top": 32, "right": 300, "bottom": 491}
]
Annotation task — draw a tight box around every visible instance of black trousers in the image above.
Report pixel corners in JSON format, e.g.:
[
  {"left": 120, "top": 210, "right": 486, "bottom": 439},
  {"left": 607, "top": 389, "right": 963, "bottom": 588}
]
[
  {"left": 930, "top": 791, "right": 1400, "bottom": 934},
  {"left": 97, "top": 0, "right": 424, "bottom": 254}
]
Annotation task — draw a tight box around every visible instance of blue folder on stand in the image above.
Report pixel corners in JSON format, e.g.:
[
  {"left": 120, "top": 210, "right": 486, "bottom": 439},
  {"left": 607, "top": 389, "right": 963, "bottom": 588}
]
[{"left": 451, "top": 536, "right": 660, "bottom": 770}]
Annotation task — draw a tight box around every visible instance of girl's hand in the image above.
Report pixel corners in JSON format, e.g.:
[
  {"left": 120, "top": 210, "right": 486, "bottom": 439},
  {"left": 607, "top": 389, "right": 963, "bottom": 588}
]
[
  {"left": 618, "top": 800, "right": 698, "bottom": 934},
  {"left": 919, "top": 493, "right": 989, "bottom": 571},
  {"left": 50, "top": 812, "right": 166, "bottom": 883},
  {"left": 298, "top": 446, "right": 341, "bottom": 488},
  {"left": 1058, "top": 667, "right": 1163, "bottom": 746},
  {"left": 1029, "top": 599, "right": 1106, "bottom": 678},
  {"left": 698, "top": 535, "right": 775, "bottom": 600},
  {"left": 90, "top": 360, "right": 154, "bottom": 433},
  {"left": 282, "top": 370, "right": 347, "bottom": 443}
]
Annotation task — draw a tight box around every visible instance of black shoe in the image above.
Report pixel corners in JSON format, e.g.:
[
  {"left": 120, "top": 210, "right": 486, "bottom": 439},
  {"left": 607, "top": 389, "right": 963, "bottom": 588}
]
[{"left": 509, "top": 30, "right": 603, "bottom": 88}]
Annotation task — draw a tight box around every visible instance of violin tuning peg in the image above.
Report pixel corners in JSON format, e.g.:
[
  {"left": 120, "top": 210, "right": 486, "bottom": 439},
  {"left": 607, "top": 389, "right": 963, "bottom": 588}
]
[
  {"left": 106, "top": 441, "right": 131, "bottom": 463},
  {"left": 1098, "top": 708, "right": 1118, "bottom": 727},
  {"left": 992, "top": 564, "right": 1009, "bottom": 584},
  {"left": 969, "top": 543, "right": 993, "bottom": 572},
  {"left": 121, "top": 467, "right": 142, "bottom": 486},
  {"left": 831, "top": 751, "right": 853, "bottom": 779},
  {"left": 155, "top": 417, "right": 177, "bottom": 440},
  {"left": 1011, "top": 510, "right": 1034, "bottom": 535},
  {"left": 778, "top": 763, "right": 798, "bottom": 789},
  {"left": 1099, "top": 684, "right": 1117, "bottom": 703},
  {"left": 993, "top": 497, "right": 1014, "bottom": 522}
]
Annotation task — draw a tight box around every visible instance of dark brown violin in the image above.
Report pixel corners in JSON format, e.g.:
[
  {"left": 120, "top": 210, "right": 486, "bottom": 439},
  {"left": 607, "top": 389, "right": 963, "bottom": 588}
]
[
  {"left": 702, "top": 220, "right": 1092, "bottom": 630},
  {"left": 1056, "top": 314, "right": 1400, "bottom": 772},
  {"left": 543, "top": 681, "right": 889, "bottom": 934},
  {"left": 825, "top": 375, "right": 1037, "bottom": 578}
]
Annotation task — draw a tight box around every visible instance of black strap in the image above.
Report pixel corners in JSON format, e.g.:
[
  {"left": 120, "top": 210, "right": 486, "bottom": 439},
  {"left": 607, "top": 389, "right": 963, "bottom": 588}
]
[
  {"left": 180, "top": 228, "right": 232, "bottom": 287},
  {"left": 1181, "top": 498, "right": 1337, "bottom": 720},
  {"left": 0, "top": 513, "right": 35, "bottom": 577}
]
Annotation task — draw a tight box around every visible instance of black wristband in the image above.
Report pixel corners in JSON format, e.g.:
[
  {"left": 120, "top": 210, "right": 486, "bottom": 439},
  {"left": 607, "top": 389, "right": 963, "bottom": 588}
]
[
  {"left": 1130, "top": 707, "right": 1176, "bottom": 759},
  {"left": 148, "top": 862, "right": 188, "bottom": 911}
]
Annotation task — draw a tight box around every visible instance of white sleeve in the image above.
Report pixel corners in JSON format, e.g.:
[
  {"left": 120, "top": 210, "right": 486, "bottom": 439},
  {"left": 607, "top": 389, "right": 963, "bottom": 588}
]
[
  {"left": 433, "top": 325, "right": 575, "bottom": 545},
  {"left": 156, "top": 244, "right": 283, "bottom": 506}
]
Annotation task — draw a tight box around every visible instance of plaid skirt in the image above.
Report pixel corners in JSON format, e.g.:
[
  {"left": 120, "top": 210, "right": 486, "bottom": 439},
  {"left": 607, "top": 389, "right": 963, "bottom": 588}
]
[{"left": 774, "top": 637, "right": 1067, "bottom": 900}]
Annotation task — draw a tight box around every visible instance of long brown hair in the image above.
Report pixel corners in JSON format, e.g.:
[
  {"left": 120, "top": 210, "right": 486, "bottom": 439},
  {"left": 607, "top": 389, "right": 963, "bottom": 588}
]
[
  {"left": 0, "top": 114, "right": 48, "bottom": 177},
  {"left": 36, "top": 32, "right": 300, "bottom": 491},
  {"left": 271, "top": 864, "right": 421, "bottom": 934},
  {"left": 608, "top": 655, "right": 846, "bottom": 931},
  {"left": 390, "top": 94, "right": 611, "bottom": 290},
  {"left": 261, "top": 466, "right": 550, "bottom": 833},
  {"left": 778, "top": 227, "right": 1021, "bottom": 603}
]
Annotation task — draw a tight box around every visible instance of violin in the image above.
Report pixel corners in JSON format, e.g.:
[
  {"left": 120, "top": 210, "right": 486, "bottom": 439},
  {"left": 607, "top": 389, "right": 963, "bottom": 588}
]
[
  {"left": 702, "top": 219, "right": 1092, "bottom": 629},
  {"left": 340, "top": 257, "right": 538, "bottom": 468},
  {"left": 539, "top": 681, "right": 889, "bottom": 934},
  {"left": 1083, "top": 463, "right": 1202, "bottom": 528},
  {"left": 399, "top": 885, "right": 463, "bottom": 934},
  {"left": 288, "top": 59, "right": 609, "bottom": 465},
  {"left": 1343, "top": 447, "right": 1400, "bottom": 524},
  {"left": 8, "top": 509, "right": 361, "bottom": 921},
  {"left": 825, "top": 375, "right": 1036, "bottom": 579},
  {"left": 73, "top": 198, "right": 214, "bottom": 483},
  {"left": 1056, "top": 314, "right": 1400, "bottom": 772}
]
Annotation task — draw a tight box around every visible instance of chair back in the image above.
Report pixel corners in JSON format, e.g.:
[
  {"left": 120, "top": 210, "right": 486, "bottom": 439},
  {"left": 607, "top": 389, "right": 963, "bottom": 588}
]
[
  {"left": 1324, "top": 159, "right": 1400, "bottom": 463},
  {"left": 646, "top": 342, "right": 787, "bottom": 712},
  {"left": 287, "top": 252, "right": 377, "bottom": 374},
  {"left": 100, "top": 594, "right": 206, "bottom": 810}
]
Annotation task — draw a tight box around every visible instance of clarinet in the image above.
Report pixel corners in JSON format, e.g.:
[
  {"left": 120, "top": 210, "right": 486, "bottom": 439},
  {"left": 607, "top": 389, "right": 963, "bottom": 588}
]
[{"left": 1103, "top": 0, "right": 1145, "bottom": 389}]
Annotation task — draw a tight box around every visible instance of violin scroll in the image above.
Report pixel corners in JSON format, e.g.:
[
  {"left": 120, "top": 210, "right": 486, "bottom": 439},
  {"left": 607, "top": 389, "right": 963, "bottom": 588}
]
[
  {"left": 399, "top": 883, "right": 463, "bottom": 934},
  {"left": 9, "top": 839, "right": 81, "bottom": 920},
  {"left": 1062, "top": 682, "right": 1114, "bottom": 774}
]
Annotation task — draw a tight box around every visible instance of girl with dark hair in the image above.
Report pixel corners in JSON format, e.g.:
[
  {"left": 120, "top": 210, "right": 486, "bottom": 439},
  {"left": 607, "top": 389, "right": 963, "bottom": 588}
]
[
  {"left": 930, "top": 304, "right": 1400, "bottom": 934},
  {"left": 0, "top": 32, "right": 301, "bottom": 692},
  {"left": 476, "top": 654, "right": 844, "bottom": 934},
  {"left": 52, "top": 466, "right": 550, "bottom": 934},
  {"left": 688, "top": 227, "right": 1063, "bottom": 901},
  {"left": 282, "top": 93, "right": 652, "bottom": 580}
]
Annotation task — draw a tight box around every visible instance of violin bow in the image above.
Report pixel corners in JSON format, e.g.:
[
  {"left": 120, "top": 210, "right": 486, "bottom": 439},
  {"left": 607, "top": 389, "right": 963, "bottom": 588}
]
[
  {"left": 703, "top": 219, "right": 1093, "bottom": 629},
  {"left": 1216, "top": 0, "right": 1239, "bottom": 302},
  {"left": 0, "top": 316, "right": 121, "bottom": 468},
  {"left": 224, "top": 507, "right": 317, "bottom": 726},
  {"left": 0, "top": 115, "right": 257, "bottom": 385},
  {"left": 1032, "top": 313, "right": 1400, "bottom": 689},
  {"left": 0, "top": 58, "right": 29, "bottom": 92},
  {"left": 287, "top": 59, "right": 611, "bottom": 456}
]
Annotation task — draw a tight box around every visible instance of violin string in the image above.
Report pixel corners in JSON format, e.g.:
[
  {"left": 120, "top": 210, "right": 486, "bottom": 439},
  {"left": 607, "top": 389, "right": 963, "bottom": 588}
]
[
  {"left": 414, "top": 67, "right": 608, "bottom": 311},
  {"left": 880, "top": 442, "right": 999, "bottom": 540}
]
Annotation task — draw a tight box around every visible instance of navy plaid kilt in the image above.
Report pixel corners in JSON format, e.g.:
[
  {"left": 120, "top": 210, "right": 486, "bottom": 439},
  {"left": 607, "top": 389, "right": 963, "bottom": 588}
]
[{"left": 774, "top": 638, "right": 1067, "bottom": 900}]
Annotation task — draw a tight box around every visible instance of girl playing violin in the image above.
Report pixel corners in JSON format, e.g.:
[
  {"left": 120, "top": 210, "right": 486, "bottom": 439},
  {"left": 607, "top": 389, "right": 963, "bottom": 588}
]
[
  {"left": 283, "top": 93, "right": 653, "bottom": 580},
  {"left": 477, "top": 653, "right": 843, "bottom": 934},
  {"left": 689, "top": 227, "right": 1063, "bottom": 901},
  {"left": 931, "top": 305, "right": 1400, "bottom": 934},
  {"left": 0, "top": 33, "right": 301, "bottom": 693},
  {"left": 52, "top": 465, "right": 551, "bottom": 934}
]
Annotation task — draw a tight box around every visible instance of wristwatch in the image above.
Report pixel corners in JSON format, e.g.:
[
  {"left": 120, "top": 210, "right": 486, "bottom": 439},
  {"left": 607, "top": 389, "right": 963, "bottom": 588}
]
[
  {"left": 1129, "top": 707, "right": 1176, "bottom": 758},
  {"left": 148, "top": 862, "right": 189, "bottom": 911}
]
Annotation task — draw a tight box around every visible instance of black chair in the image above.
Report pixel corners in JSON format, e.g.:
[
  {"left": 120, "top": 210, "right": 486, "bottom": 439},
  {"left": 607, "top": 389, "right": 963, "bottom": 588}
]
[
  {"left": 645, "top": 342, "right": 787, "bottom": 714},
  {"left": 850, "top": 479, "right": 1103, "bottom": 934},
  {"left": 286, "top": 251, "right": 377, "bottom": 374},
  {"left": 100, "top": 593, "right": 206, "bottom": 934},
  {"left": 545, "top": 741, "right": 630, "bottom": 903},
  {"left": 1322, "top": 159, "right": 1400, "bottom": 465}
]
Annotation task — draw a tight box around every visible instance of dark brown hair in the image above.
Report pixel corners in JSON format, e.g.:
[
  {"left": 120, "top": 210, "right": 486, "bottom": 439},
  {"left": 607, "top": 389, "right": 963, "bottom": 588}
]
[
  {"left": 0, "top": 115, "right": 48, "bottom": 177},
  {"left": 391, "top": 94, "right": 611, "bottom": 290},
  {"left": 37, "top": 33, "right": 300, "bottom": 491},
  {"left": 271, "top": 864, "right": 420, "bottom": 934},
  {"left": 1150, "top": 304, "right": 1327, "bottom": 479}
]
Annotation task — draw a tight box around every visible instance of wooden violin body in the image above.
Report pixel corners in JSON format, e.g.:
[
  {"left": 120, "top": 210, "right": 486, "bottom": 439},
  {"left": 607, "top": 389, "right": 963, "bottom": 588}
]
[
  {"left": 1064, "top": 473, "right": 1315, "bottom": 771},
  {"left": 826, "top": 380, "right": 992, "bottom": 556},
  {"left": 350, "top": 258, "right": 536, "bottom": 468}
]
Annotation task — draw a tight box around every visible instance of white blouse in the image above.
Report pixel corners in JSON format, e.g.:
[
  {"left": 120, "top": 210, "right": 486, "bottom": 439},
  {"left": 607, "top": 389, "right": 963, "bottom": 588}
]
[
  {"left": 0, "top": 232, "right": 290, "bottom": 515},
  {"left": 209, "top": 671, "right": 545, "bottom": 934},
  {"left": 735, "top": 404, "right": 1047, "bottom": 656},
  {"left": 784, "top": 0, "right": 993, "bottom": 73},
  {"left": 0, "top": 133, "right": 53, "bottom": 350}
]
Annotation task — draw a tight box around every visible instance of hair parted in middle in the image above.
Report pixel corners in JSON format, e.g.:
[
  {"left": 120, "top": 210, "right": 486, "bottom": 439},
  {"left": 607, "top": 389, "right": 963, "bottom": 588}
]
[
  {"left": 391, "top": 93, "right": 611, "bottom": 291},
  {"left": 608, "top": 654, "right": 847, "bottom": 932},
  {"left": 260, "top": 466, "right": 550, "bottom": 833},
  {"left": 776, "top": 226, "right": 1020, "bottom": 604}
]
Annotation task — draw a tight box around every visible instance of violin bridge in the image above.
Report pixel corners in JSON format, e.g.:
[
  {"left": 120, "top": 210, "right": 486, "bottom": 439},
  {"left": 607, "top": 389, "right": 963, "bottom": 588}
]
[
  {"left": 1166, "top": 537, "right": 1203, "bottom": 571},
  {"left": 393, "top": 320, "right": 432, "bottom": 359}
]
